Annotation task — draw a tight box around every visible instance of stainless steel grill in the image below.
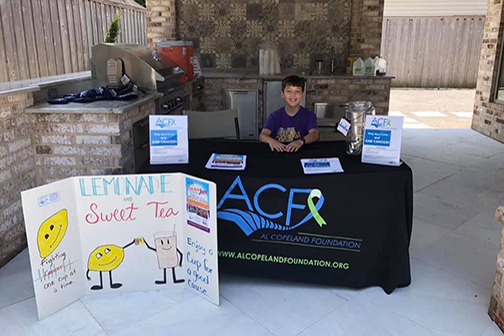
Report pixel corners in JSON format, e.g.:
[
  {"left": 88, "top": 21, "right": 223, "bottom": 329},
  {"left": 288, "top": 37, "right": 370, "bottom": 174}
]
[
  {"left": 91, "top": 43, "right": 193, "bottom": 172},
  {"left": 91, "top": 43, "right": 188, "bottom": 114}
]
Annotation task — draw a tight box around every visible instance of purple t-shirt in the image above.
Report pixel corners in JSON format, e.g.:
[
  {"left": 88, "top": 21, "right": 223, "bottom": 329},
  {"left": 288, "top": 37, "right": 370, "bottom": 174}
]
[{"left": 263, "top": 107, "right": 318, "bottom": 143}]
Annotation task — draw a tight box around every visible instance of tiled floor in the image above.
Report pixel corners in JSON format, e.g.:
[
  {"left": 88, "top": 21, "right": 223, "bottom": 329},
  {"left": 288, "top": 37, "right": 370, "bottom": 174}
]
[{"left": 0, "top": 128, "right": 503, "bottom": 335}]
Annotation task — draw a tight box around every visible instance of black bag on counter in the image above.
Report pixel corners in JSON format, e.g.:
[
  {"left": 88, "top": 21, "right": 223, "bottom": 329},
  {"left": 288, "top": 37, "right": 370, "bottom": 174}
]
[{"left": 48, "top": 86, "right": 138, "bottom": 104}]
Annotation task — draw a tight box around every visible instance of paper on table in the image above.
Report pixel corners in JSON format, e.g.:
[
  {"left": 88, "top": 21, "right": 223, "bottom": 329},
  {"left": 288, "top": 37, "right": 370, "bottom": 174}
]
[
  {"left": 301, "top": 158, "right": 344, "bottom": 174},
  {"left": 205, "top": 153, "right": 247, "bottom": 170}
]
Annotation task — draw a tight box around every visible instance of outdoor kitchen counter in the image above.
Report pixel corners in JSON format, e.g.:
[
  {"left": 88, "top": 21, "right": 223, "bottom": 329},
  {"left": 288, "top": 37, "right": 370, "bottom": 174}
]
[
  {"left": 25, "top": 91, "right": 160, "bottom": 185},
  {"left": 201, "top": 69, "right": 395, "bottom": 117},
  {"left": 201, "top": 68, "right": 395, "bottom": 80},
  {"left": 0, "top": 71, "right": 91, "bottom": 97},
  {"left": 25, "top": 92, "right": 162, "bottom": 114}
]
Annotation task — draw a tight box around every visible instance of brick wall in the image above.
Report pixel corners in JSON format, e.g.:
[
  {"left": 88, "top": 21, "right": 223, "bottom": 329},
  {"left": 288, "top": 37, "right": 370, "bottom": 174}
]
[
  {"left": 306, "top": 77, "right": 392, "bottom": 115},
  {"left": 146, "top": 0, "right": 177, "bottom": 46},
  {"left": 0, "top": 93, "right": 36, "bottom": 267},
  {"left": 201, "top": 77, "right": 391, "bottom": 132},
  {"left": 490, "top": 206, "right": 504, "bottom": 331},
  {"left": 146, "top": 0, "right": 385, "bottom": 71},
  {"left": 32, "top": 113, "right": 123, "bottom": 185},
  {"left": 0, "top": 95, "right": 155, "bottom": 267},
  {"left": 176, "top": 0, "right": 352, "bottom": 72},
  {"left": 350, "top": 0, "right": 384, "bottom": 58},
  {"left": 29, "top": 100, "right": 155, "bottom": 186},
  {"left": 472, "top": 0, "right": 504, "bottom": 143}
]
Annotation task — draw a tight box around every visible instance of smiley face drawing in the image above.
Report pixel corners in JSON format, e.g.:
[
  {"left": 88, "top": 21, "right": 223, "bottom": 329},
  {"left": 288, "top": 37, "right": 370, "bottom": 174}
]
[
  {"left": 142, "top": 232, "right": 184, "bottom": 285},
  {"left": 37, "top": 209, "right": 68, "bottom": 258},
  {"left": 86, "top": 240, "right": 135, "bottom": 290}
]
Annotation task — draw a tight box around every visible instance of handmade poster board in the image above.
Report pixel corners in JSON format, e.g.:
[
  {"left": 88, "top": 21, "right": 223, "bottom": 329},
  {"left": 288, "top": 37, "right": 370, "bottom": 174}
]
[{"left": 21, "top": 173, "right": 218, "bottom": 320}]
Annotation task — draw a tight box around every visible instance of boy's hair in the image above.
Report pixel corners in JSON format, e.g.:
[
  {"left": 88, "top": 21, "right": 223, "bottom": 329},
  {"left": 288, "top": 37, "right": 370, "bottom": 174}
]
[{"left": 282, "top": 75, "right": 305, "bottom": 92}]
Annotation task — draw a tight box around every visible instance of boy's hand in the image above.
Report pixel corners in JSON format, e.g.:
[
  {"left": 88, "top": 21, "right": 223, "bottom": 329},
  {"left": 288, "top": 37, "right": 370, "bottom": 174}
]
[
  {"left": 268, "top": 139, "right": 286, "bottom": 152},
  {"left": 286, "top": 140, "right": 303, "bottom": 152}
]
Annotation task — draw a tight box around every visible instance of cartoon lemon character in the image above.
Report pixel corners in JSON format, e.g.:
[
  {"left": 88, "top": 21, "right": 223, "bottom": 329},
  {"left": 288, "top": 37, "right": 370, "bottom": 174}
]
[
  {"left": 86, "top": 240, "right": 135, "bottom": 290},
  {"left": 37, "top": 209, "right": 68, "bottom": 258}
]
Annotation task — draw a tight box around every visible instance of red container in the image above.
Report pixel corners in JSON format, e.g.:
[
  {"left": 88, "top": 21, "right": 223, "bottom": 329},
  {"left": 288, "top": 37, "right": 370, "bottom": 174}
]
[{"left": 157, "top": 41, "right": 194, "bottom": 83}]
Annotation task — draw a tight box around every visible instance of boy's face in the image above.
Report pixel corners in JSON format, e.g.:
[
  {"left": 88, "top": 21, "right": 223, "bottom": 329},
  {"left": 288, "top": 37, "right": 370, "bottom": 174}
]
[{"left": 281, "top": 85, "right": 305, "bottom": 109}]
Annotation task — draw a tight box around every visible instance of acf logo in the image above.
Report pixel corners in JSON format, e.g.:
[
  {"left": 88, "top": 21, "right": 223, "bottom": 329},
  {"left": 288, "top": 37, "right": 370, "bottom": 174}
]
[
  {"left": 370, "top": 117, "right": 391, "bottom": 128},
  {"left": 217, "top": 176, "right": 326, "bottom": 236},
  {"left": 155, "top": 117, "right": 176, "bottom": 128}
]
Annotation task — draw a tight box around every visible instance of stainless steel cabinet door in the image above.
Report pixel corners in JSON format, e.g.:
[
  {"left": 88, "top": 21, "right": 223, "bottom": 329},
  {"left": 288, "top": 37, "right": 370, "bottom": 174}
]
[{"left": 222, "top": 89, "right": 259, "bottom": 139}]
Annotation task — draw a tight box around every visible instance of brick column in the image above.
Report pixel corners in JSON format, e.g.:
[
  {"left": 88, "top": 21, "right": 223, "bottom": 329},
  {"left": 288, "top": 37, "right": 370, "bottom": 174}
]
[
  {"left": 472, "top": 0, "right": 504, "bottom": 143},
  {"left": 490, "top": 206, "right": 504, "bottom": 331},
  {"left": 350, "top": 0, "right": 384, "bottom": 58},
  {"left": 0, "top": 93, "right": 36, "bottom": 267},
  {"left": 146, "top": 0, "right": 177, "bottom": 46}
]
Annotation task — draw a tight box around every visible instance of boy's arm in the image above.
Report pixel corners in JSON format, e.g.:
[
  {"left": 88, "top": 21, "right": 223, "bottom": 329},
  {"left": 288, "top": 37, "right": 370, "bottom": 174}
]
[
  {"left": 259, "top": 128, "right": 273, "bottom": 144},
  {"left": 285, "top": 112, "right": 318, "bottom": 152},
  {"left": 260, "top": 113, "right": 275, "bottom": 145},
  {"left": 260, "top": 113, "right": 286, "bottom": 152},
  {"left": 304, "top": 111, "right": 319, "bottom": 144},
  {"left": 303, "top": 128, "right": 319, "bottom": 144},
  {"left": 260, "top": 129, "right": 286, "bottom": 152}
]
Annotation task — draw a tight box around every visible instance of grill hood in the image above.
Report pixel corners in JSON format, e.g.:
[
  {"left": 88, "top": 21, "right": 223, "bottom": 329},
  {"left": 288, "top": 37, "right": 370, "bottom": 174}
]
[{"left": 91, "top": 43, "right": 180, "bottom": 91}]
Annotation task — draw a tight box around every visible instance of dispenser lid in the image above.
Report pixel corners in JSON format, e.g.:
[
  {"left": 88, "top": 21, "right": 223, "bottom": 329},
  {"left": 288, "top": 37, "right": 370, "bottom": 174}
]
[{"left": 157, "top": 41, "right": 193, "bottom": 47}]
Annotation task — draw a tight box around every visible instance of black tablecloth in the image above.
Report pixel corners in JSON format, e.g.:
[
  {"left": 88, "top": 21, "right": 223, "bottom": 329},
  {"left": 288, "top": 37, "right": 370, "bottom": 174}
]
[{"left": 139, "top": 140, "right": 413, "bottom": 294}]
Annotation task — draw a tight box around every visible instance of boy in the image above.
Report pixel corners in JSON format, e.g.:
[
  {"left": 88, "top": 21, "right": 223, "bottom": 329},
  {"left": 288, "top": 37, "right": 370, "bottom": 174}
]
[{"left": 259, "top": 75, "right": 319, "bottom": 152}]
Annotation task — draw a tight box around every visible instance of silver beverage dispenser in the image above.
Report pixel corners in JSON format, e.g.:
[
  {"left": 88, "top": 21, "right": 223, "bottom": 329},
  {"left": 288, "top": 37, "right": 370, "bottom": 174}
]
[{"left": 345, "top": 101, "right": 376, "bottom": 156}]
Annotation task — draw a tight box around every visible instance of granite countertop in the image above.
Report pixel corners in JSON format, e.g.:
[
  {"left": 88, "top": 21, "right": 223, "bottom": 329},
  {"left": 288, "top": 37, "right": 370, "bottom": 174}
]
[
  {"left": 0, "top": 71, "right": 92, "bottom": 97},
  {"left": 25, "top": 92, "right": 162, "bottom": 114},
  {"left": 201, "top": 68, "right": 395, "bottom": 80}
]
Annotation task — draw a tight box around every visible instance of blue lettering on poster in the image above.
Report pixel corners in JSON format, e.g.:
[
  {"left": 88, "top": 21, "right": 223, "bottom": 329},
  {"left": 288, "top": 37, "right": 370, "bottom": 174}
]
[
  {"left": 150, "top": 130, "right": 178, "bottom": 146},
  {"left": 364, "top": 130, "right": 391, "bottom": 147},
  {"left": 304, "top": 162, "right": 330, "bottom": 168}
]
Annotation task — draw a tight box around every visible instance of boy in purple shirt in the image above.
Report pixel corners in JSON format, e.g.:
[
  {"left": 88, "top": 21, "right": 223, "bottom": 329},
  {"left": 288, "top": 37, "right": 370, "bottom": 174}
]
[{"left": 259, "top": 76, "right": 319, "bottom": 152}]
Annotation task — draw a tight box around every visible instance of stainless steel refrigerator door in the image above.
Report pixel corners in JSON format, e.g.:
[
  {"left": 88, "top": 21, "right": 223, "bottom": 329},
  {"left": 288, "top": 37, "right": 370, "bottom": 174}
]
[
  {"left": 264, "top": 81, "right": 306, "bottom": 123},
  {"left": 222, "top": 89, "right": 259, "bottom": 139}
]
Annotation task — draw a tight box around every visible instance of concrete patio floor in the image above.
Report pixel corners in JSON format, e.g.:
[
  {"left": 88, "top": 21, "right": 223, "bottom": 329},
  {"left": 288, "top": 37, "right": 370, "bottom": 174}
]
[
  {"left": 0, "top": 128, "right": 503, "bottom": 336},
  {"left": 390, "top": 89, "right": 476, "bottom": 129}
]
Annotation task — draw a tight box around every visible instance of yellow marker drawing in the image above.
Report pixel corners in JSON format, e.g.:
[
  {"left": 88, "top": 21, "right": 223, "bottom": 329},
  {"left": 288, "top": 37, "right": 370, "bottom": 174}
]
[
  {"left": 37, "top": 209, "right": 68, "bottom": 258},
  {"left": 86, "top": 240, "right": 135, "bottom": 290},
  {"left": 87, "top": 245, "right": 125, "bottom": 272}
]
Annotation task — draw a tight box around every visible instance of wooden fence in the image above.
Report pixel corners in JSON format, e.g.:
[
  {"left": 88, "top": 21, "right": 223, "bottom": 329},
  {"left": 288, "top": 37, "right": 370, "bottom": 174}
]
[
  {"left": 381, "top": 16, "right": 485, "bottom": 88},
  {"left": 0, "top": 0, "right": 147, "bottom": 83}
]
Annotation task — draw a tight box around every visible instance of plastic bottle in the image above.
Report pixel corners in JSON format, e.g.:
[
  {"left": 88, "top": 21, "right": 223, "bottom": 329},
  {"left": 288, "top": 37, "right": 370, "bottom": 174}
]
[
  {"left": 352, "top": 58, "right": 364, "bottom": 76},
  {"left": 377, "top": 57, "right": 387, "bottom": 75},
  {"left": 274, "top": 50, "right": 281, "bottom": 74},
  {"left": 264, "top": 49, "right": 270, "bottom": 75},
  {"left": 269, "top": 49, "right": 276, "bottom": 75},
  {"left": 259, "top": 49, "right": 265, "bottom": 75},
  {"left": 364, "top": 57, "right": 374, "bottom": 76},
  {"left": 347, "top": 57, "right": 357, "bottom": 74},
  {"left": 373, "top": 56, "right": 380, "bottom": 75}
]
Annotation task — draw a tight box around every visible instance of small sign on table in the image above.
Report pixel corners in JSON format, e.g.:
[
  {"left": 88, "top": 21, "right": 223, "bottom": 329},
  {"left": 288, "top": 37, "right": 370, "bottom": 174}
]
[
  {"left": 149, "top": 115, "right": 189, "bottom": 165},
  {"left": 362, "top": 115, "right": 404, "bottom": 166}
]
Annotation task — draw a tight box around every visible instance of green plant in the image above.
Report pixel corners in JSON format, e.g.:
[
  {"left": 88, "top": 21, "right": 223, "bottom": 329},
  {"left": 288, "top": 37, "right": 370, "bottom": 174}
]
[{"left": 105, "top": 12, "right": 121, "bottom": 43}]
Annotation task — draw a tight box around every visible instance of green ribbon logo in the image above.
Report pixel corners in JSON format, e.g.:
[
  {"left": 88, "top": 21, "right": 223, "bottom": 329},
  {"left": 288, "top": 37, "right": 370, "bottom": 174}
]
[{"left": 307, "top": 189, "right": 326, "bottom": 227}]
